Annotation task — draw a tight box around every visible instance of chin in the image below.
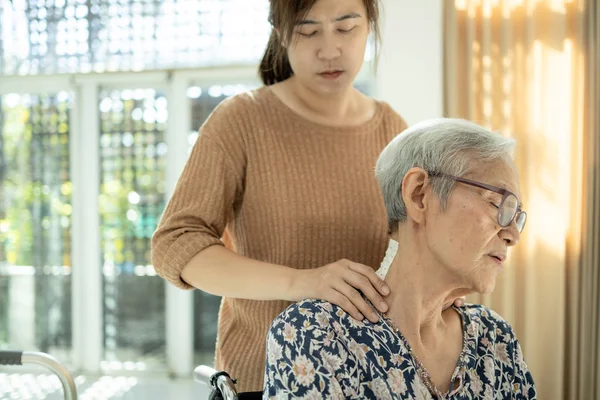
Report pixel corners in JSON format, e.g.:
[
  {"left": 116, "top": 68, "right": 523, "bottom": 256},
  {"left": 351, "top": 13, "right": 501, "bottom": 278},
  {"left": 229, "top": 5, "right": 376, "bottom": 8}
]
[
  {"left": 469, "top": 262, "right": 502, "bottom": 294},
  {"left": 471, "top": 270, "right": 498, "bottom": 294},
  {"left": 313, "top": 81, "right": 351, "bottom": 96},
  {"left": 476, "top": 276, "right": 498, "bottom": 294},
  {"left": 479, "top": 283, "right": 496, "bottom": 295}
]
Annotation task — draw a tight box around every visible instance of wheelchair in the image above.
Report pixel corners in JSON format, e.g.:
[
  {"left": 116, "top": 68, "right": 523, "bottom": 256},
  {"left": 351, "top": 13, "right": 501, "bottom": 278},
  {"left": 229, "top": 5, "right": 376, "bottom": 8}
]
[
  {"left": 1, "top": 349, "right": 259, "bottom": 399},
  {"left": 0, "top": 350, "right": 78, "bottom": 399},
  {"left": 195, "top": 365, "right": 263, "bottom": 400}
]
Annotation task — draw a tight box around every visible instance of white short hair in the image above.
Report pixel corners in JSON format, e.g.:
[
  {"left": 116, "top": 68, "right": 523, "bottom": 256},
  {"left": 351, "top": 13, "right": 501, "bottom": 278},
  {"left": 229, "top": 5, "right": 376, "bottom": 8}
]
[{"left": 375, "top": 118, "right": 516, "bottom": 232}]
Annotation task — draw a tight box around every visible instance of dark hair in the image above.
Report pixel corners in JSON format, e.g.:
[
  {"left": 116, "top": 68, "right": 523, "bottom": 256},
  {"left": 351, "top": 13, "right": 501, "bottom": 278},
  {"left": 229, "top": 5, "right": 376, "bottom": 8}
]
[{"left": 258, "top": 0, "right": 381, "bottom": 86}]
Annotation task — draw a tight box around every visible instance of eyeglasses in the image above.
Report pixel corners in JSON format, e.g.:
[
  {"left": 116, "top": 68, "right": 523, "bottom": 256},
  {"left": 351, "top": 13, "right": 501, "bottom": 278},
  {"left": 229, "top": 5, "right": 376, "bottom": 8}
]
[{"left": 429, "top": 172, "right": 527, "bottom": 233}]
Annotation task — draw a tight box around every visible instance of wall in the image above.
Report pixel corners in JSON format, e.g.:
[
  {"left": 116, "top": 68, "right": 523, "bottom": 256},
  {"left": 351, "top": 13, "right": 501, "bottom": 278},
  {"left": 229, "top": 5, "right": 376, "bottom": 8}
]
[{"left": 375, "top": 0, "right": 444, "bottom": 125}]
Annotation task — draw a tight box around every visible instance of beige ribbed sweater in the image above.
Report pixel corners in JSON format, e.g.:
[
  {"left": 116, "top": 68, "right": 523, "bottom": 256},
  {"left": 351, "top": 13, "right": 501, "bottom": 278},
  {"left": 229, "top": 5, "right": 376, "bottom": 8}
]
[{"left": 151, "top": 86, "right": 407, "bottom": 392}]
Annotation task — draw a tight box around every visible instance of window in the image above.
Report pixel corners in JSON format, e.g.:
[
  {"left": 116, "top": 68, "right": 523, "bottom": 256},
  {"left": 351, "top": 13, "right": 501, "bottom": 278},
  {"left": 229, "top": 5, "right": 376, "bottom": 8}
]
[
  {"left": 99, "top": 88, "right": 168, "bottom": 369},
  {"left": 0, "top": 92, "right": 73, "bottom": 362},
  {"left": 0, "top": 0, "right": 270, "bottom": 76}
]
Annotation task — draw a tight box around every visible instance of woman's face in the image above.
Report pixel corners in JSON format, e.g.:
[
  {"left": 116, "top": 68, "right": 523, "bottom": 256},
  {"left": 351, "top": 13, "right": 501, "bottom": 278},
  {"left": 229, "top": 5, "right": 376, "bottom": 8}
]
[
  {"left": 425, "top": 157, "right": 523, "bottom": 294},
  {"left": 284, "top": 0, "right": 370, "bottom": 96}
]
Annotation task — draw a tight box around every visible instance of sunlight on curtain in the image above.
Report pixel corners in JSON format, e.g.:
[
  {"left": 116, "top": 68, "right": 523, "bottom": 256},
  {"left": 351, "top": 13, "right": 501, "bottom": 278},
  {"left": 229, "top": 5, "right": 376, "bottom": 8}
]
[{"left": 444, "top": 1, "right": 597, "bottom": 398}]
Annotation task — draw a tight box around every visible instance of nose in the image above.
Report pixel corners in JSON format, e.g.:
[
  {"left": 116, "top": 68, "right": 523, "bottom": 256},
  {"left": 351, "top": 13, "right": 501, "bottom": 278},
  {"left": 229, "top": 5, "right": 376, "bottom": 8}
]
[
  {"left": 317, "top": 31, "right": 341, "bottom": 61},
  {"left": 499, "top": 221, "right": 521, "bottom": 246}
]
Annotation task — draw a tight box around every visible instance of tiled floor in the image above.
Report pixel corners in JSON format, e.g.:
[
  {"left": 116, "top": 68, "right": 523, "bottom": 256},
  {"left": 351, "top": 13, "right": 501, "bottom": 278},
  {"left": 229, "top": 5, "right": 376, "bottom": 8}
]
[{"left": 0, "top": 374, "right": 211, "bottom": 400}]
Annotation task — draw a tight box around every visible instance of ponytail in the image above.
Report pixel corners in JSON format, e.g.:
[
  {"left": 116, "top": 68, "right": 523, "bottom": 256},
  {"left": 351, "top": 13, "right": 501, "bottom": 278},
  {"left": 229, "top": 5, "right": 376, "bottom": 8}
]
[{"left": 258, "top": 30, "right": 294, "bottom": 86}]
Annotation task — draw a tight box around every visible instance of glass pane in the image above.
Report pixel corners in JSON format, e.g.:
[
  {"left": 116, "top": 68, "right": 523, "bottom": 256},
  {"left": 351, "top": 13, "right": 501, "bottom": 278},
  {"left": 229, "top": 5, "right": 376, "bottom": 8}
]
[
  {"left": 189, "top": 83, "right": 257, "bottom": 366},
  {"left": 1, "top": 0, "right": 270, "bottom": 76},
  {"left": 0, "top": 92, "right": 73, "bottom": 363},
  {"left": 99, "top": 88, "right": 167, "bottom": 371}
]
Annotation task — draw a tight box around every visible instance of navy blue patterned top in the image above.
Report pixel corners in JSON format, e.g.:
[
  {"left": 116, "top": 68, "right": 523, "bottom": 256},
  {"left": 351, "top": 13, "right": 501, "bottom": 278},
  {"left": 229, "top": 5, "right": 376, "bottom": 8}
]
[{"left": 263, "top": 299, "right": 536, "bottom": 399}]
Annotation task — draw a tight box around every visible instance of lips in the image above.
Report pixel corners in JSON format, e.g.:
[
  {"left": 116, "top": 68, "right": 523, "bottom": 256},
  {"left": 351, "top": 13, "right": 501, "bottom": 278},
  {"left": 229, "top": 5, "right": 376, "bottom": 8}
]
[
  {"left": 488, "top": 253, "right": 506, "bottom": 263},
  {"left": 320, "top": 69, "right": 343, "bottom": 74},
  {"left": 319, "top": 70, "right": 344, "bottom": 79}
]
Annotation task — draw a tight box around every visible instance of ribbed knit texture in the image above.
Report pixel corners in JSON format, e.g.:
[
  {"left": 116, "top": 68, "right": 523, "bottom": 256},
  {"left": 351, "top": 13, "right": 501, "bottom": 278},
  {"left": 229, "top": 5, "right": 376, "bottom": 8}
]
[{"left": 151, "top": 86, "right": 408, "bottom": 392}]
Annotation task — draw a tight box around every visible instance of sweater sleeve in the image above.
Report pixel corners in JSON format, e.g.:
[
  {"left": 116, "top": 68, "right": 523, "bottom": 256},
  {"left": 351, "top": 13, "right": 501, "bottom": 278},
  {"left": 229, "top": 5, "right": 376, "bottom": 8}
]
[{"left": 151, "top": 100, "right": 246, "bottom": 289}]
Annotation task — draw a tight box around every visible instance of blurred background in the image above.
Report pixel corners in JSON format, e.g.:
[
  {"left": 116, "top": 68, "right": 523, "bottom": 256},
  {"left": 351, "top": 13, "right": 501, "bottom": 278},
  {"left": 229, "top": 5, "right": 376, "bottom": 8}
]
[{"left": 0, "top": 0, "right": 598, "bottom": 399}]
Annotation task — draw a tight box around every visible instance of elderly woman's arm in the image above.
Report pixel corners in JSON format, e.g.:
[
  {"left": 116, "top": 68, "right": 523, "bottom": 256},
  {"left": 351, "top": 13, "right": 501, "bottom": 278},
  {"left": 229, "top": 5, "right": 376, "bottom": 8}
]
[
  {"left": 263, "top": 302, "right": 348, "bottom": 398},
  {"left": 511, "top": 338, "right": 537, "bottom": 399}
]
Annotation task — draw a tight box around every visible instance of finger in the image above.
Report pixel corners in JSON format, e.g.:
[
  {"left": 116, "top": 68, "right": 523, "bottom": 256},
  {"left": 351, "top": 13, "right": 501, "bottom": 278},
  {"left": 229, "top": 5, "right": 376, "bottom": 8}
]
[
  {"left": 329, "top": 291, "right": 364, "bottom": 321},
  {"left": 340, "top": 269, "right": 389, "bottom": 314},
  {"left": 454, "top": 297, "right": 465, "bottom": 307},
  {"left": 334, "top": 283, "right": 380, "bottom": 323},
  {"left": 442, "top": 296, "right": 465, "bottom": 310},
  {"left": 345, "top": 260, "right": 390, "bottom": 297},
  {"left": 344, "top": 262, "right": 389, "bottom": 313}
]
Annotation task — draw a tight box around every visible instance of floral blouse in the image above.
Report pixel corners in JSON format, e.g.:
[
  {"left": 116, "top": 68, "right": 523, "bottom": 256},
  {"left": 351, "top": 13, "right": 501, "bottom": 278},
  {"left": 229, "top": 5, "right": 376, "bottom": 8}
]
[{"left": 263, "top": 299, "right": 536, "bottom": 399}]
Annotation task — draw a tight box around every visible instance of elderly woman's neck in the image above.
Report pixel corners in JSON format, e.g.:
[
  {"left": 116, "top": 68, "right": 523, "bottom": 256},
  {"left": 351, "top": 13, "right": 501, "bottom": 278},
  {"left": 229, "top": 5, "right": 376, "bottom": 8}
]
[{"left": 384, "top": 233, "right": 471, "bottom": 338}]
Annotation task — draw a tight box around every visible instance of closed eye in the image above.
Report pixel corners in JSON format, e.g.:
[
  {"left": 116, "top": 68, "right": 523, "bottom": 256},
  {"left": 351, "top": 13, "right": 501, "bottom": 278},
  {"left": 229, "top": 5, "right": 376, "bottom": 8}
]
[
  {"left": 299, "top": 31, "right": 318, "bottom": 37},
  {"left": 338, "top": 27, "right": 356, "bottom": 33},
  {"left": 490, "top": 202, "right": 500, "bottom": 209}
]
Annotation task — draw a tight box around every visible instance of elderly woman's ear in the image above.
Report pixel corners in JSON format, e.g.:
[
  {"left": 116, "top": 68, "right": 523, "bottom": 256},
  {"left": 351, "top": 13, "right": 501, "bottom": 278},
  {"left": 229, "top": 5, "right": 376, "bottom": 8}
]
[{"left": 401, "top": 168, "right": 433, "bottom": 224}]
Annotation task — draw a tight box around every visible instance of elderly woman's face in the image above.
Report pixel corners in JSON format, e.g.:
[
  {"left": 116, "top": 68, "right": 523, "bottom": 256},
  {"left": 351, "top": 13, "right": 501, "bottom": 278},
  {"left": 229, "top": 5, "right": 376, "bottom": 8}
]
[{"left": 427, "top": 157, "right": 522, "bottom": 294}]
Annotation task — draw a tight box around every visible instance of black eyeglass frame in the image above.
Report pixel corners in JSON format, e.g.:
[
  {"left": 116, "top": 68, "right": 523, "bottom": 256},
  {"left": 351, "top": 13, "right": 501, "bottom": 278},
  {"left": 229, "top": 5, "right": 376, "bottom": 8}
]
[{"left": 428, "top": 172, "right": 527, "bottom": 232}]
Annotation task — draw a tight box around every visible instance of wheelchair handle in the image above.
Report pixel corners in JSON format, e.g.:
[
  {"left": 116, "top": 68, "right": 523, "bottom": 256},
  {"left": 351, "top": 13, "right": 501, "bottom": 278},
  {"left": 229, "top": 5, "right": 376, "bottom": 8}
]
[
  {"left": 194, "top": 365, "right": 239, "bottom": 400},
  {"left": 0, "top": 350, "right": 78, "bottom": 400}
]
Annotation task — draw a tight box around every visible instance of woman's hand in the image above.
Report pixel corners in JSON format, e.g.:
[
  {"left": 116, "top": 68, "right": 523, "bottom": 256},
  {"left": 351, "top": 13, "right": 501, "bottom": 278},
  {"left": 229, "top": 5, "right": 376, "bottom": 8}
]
[
  {"left": 291, "top": 259, "right": 389, "bottom": 323},
  {"left": 453, "top": 297, "right": 466, "bottom": 307},
  {"left": 444, "top": 296, "right": 466, "bottom": 309}
]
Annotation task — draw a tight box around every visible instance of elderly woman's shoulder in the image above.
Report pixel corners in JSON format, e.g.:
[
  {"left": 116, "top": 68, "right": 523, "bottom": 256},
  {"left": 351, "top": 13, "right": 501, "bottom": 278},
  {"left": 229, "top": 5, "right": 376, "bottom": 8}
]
[
  {"left": 459, "top": 303, "right": 519, "bottom": 339},
  {"left": 270, "top": 299, "right": 343, "bottom": 331}
]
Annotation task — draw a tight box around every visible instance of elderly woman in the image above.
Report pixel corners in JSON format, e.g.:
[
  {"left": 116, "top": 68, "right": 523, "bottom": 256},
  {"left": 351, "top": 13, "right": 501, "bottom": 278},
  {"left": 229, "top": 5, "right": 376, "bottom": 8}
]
[{"left": 262, "top": 118, "right": 536, "bottom": 399}]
